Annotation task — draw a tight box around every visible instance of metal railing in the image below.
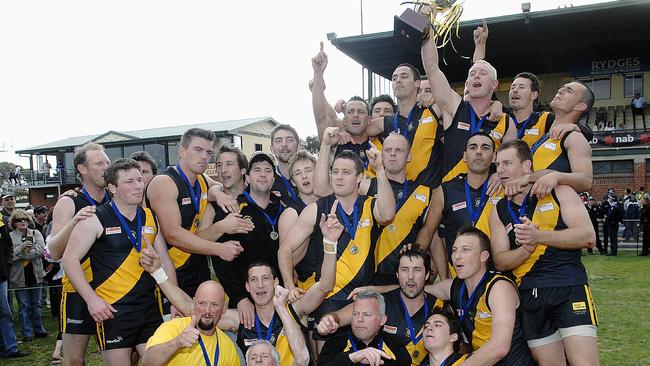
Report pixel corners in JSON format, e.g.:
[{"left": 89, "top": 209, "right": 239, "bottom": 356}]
[{"left": 6, "top": 168, "right": 79, "bottom": 187}]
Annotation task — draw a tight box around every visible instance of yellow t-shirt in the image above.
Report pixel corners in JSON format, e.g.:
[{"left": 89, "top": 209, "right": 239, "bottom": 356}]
[{"left": 146, "top": 317, "right": 241, "bottom": 365}]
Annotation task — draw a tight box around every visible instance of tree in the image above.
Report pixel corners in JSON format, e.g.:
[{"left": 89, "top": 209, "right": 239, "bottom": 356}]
[
  {"left": 305, "top": 135, "right": 320, "bottom": 155},
  {"left": 0, "top": 161, "right": 18, "bottom": 181}
]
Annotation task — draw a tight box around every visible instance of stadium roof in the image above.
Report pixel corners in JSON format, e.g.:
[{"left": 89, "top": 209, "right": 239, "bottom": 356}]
[
  {"left": 17, "top": 117, "right": 278, "bottom": 154},
  {"left": 329, "top": 0, "right": 650, "bottom": 82}
]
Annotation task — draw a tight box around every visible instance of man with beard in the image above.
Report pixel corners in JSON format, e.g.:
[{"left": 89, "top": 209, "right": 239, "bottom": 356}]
[
  {"left": 270, "top": 125, "right": 301, "bottom": 207},
  {"left": 278, "top": 151, "right": 319, "bottom": 294},
  {"left": 282, "top": 150, "right": 395, "bottom": 350},
  {"left": 317, "top": 246, "right": 443, "bottom": 366},
  {"left": 47, "top": 142, "right": 112, "bottom": 366},
  {"left": 489, "top": 140, "right": 598, "bottom": 365},
  {"left": 211, "top": 152, "right": 285, "bottom": 330},
  {"left": 421, "top": 309, "right": 468, "bottom": 366},
  {"left": 416, "top": 132, "right": 500, "bottom": 279},
  {"left": 501, "top": 81, "right": 594, "bottom": 198},
  {"left": 316, "top": 290, "right": 412, "bottom": 366},
  {"left": 63, "top": 159, "right": 176, "bottom": 365},
  {"left": 143, "top": 281, "right": 241, "bottom": 365},
  {"left": 426, "top": 226, "right": 535, "bottom": 366}
]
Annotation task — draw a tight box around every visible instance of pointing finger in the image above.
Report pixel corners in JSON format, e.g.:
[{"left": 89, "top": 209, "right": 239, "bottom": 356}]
[{"left": 320, "top": 41, "right": 324, "bottom": 53}]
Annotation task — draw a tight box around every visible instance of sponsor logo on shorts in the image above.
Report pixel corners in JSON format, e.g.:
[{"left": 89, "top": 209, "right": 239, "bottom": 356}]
[
  {"left": 106, "top": 336, "right": 123, "bottom": 344},
  {"left": 67, "top": 318, "right": 84, "bottom": 324},
  {"left": 105, "top": 227, "right": 122, "bottom": 235},
  {"left": 572, "top": 301, "right": 587, "bottom": 311}
]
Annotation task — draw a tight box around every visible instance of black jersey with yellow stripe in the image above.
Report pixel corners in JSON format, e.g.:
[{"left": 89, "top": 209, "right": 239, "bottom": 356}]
[
  {"left": 495, "top": 190, "right": 588, "bottom": 289},
  {"left": 302, "top": 194, "right": 379, "bottom": 320},
  {"left": 335, "top": 141, "right": 377, "bottom": 178},
  {"left": 420, "top": 353, "right": 469, "bottom": 366},
  {"left": 381, "top": 106, "right": 443, "bottom": 188},
  {"left": 61, "top": 190, "right": 110, "bottom": 293},
  {"left": 369, "top": 179, "right": 430, "bottom": 285},
  {"left": 531, "top": 132, "right": 572, "bottom": 173},
  {"left": 150, "top": 167, "right": 210, "bottom": 296},
  {"left": 89, "top": 204, "right": 159, "bottom": 310},
  {"left": 236, "top": 305, "right": 304, "bottom": 366},
  {"left": 442, "top": 102, "right": 509, "bottom": 183},
  {"left": 450, "top": 272, "right": 534, "bottom": 366},
  {"left": 441, "top": 175, "right": 501, "bottom": 264},
  {"left": 512, "top": 111, "right": 554, "bottom": 147},
  {"left": 382, "top": 289, "right": 444, "bottom": 366}
]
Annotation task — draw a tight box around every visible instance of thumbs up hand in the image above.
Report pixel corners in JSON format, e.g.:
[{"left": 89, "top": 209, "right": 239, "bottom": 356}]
[{"left": 175, "top": 315, "right": 201, "bottom": 349}]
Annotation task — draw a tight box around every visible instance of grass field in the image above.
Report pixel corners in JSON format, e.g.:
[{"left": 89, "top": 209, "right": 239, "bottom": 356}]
[{"left": 3, "top": 250, "right": 649, "bottom": 366}]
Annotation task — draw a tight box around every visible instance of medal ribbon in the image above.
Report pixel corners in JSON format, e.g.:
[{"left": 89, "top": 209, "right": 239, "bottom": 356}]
[
  {"left": 198, "top": 335, "right": 220, "bottom": 366},
  {"left": 506, "top": 195, "right": 530, "bottom": 225},
  {"left": 81, "top": 186, "right": 109, "bottom": 206},
  {"left": 530, "top": 133, "right": 551, "bottom": 155},
  {"left": 399, "top": 293, "right": 429, "bottom": 345},
  {"left": 109, "top": 201, "right": 142, "bottom": 252},
  {"left": 512, "top": 112, "right": 535, "bottom": 139},
  {"left": 393, "top": 106, "right": 418, "bottom": 140},
  {"left": 464, "top": 179, "right": 489, "bottom": 225},
  {"left": 396, "top": 180, "right": 410, "bottom": 210},
  {"left": 275, "top": 166, "right": 298, "bottom": 203},
  {"left": 337, "top": 198, "right": 359, "bottom": 240},
  {"left": 176, "top": 164, "right": 202, "bottom": 213},
  {"left": 469, "top": 104, "right": 488, "bottom": 134},
  {"left": 242, "top": 191, "right": 283, "bottom": 230},
  {"left": 255, "top": 313, "right": 276, "bottom": 341},
  {"left": 458, "top": 272, "right": 488, "bottom": 322}
]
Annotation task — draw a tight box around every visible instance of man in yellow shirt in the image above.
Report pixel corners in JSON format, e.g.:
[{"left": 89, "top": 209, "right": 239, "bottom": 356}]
[{"left": 143, "top": 280, "right": 241, "bottom": 365}]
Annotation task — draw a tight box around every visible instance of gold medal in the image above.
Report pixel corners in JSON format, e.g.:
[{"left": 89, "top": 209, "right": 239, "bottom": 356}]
[
  {"left": 194, "top": 218, "right": 201, "bottom": 228},
  {"left": 387, "top": 224, "right": 397, "bottom": 233},
  {"left": 413, "top": 350, "right": 420, "bottom": 358},
  {"left": 270, "top": 231, "right": 279, "bottom": 240},
  {"left": 350, "top": 245, "right": 359, "bottom": 254}
]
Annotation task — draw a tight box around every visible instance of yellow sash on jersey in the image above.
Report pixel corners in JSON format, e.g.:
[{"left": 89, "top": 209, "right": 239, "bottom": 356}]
[
  {"left": 511, "top": 194, "right": 560, "bottom": 286},
  {"left": 328, "top": 197, "right": 374, "bottom": 298},
  {"left": 406, "top": 108, "right": 439, "bottom": 182},
  {"left": 521, "top": 112, "right": 550, "bottom": 147},
  {"left": 471, "top": 275, "right": 514, "bottom": 351},
  {"left": 62, "top": 258, "right": 93, "bottom": 293},
  {"left": 404, "top": 297, "right": 445, "bottom": 366},
  {"left": 95, "top": 208, "right": 158, "bottom": 304},
  {"left": 532, "top": 134, "right": 565, "bottom": 171},
  {"left": 169, "top": 175, "right": 208, "bottom": 269},
  {"left": 443, "top": 113, "right": 508, "bottom": 183},
  {"left": 375, "top": 185, "right": 430, "bottom": 270}
]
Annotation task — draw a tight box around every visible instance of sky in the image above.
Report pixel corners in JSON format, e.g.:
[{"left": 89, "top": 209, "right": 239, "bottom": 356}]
[{"left": 0, "top": 0, "right": 609, "bottom": 166}]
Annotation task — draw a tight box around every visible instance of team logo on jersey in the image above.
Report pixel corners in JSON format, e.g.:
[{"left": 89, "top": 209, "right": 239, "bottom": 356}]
[
  {"left": 474, "top": 197, "right": 482, "bottom": 207},
  {"left": 359, "top": 150, "right": 366, "bottom": 158},
  {"left": 536, "top": 202, "right": 555, "bottom": 213},
  {"left": 452, "top": 202, "right": 467, "bottom": 211},
  {"left": 407, "top": 122, "right": 415, "bottom": 131},
  {"left": 397, "top": 190, "right": 404, "bottom": 200},
  {"left": 525, "top": 128, "right": 539, "bottom": 136},
  {"left": 242, "top": 215, "right": 253, "bottom": 222},
  {"left": 383, "top": 325, "right": 398, "bottom": 334},
  {"left": 181, "top": 197, "right": 192, "bottom": 205},
  {"left": 105, "top": 227, "right": 122, "bottom": 235},
  {"left": 458, "top": 122, "right": 470, "bottom": 130},
  {"left": 350, "top": 245, "right": 359, "bottom": 254}
]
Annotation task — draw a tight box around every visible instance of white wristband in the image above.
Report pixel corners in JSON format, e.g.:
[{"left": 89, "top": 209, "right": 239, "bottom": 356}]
[
  {"left": 151, "top": 267, "right": 168, "bottom": 284},
  {"left": 323, "top": 238, "right": 337, "bottom": 254}
]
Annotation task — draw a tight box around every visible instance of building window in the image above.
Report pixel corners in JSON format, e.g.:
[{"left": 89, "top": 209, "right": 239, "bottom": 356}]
[
  {"left": 594, "top": 159, "right": 633, "bottom": 175},
  {"left": 579, "top": 77, "right": 611, "bottom": 100},
  {"left": 104, "top": 147, "right": 123, "bottom": 162},
  {"left": 167, "top": 141, "right": 179, "bottom": 167},
  {"left": 624, "top": 74, "right": 643, "bottom": 98},
  {"left": 233, "top": 135, "right": 242, "bottom": 149},
  {"left": 255, "top": 143, "right": 263, "bottom": 152},
  {"left": 144, "top": 143, "right": 166, "bottom": 171},
  {"left": 123, "top": 144, "right": 144, "bottom": 158}
]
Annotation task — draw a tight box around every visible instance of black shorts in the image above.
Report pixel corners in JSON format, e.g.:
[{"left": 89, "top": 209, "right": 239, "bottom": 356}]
[
  {"left": 96, "top": 304, "right": 163, "bottom": 351},
  {"left": 520, "top": 285, "right": 598, "bottom": 343},
  {"left": 61, "top": 291, "right": 96, "bottom": 335}
]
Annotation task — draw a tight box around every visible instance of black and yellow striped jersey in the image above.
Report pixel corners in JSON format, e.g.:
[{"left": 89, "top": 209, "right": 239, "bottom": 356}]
[
  {"left": 89, "top": 204, "right": 158, "bottom": 309},
  {"left": 382, "top": 288, "right": 444, "bottom": 365},
  {"left": 301, "top": 194, "right": 379, "bottom": 319},
  {"left": 147, "top": 166, "right": 210, "bottom": 296},
  {"left": 368, "top": 179, "right": 430, "bottom": 285},
  {"left": 335, "top": 141, "right": 376, "bottom": 178},
  {"left": 450, "top": 272, "right": 534, "bottom": 366},
  {"left": 380, "top": 106, "right": 443, "bottom": 189},
  {"left": 442, "top": 102, "right": 509, "bottom": 183},
  {"left": 512, "top": 111, "right": 554, "bottom": 147},
  {"left": 531, "top": 132, "right": 572, "bottom": 173},
  {"left": 317, "top": 332, "right": 412, "bottom": 365},
  {"left": 420, "top": 353, "right": 469, "bottom": 366},
  {"left": 236, "top": 305, "right": 304, "bottom": 366},
  {"left": 495, "top": 190, "right": 588, "bottom": 289}
]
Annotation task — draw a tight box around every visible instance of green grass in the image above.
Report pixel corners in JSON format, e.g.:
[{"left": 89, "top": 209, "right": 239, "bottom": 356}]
[{"left": 3, "top": 251, "right": 649, "bottom": 366}]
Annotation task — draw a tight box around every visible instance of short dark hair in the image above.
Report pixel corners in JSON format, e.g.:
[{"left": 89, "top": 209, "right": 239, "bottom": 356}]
[
  {"left": 271, "top": 124, "right": 299, "bottom": 142},
  {"left": 395, "top": 63, "right": 422, "bottom": 81},
  {"left": 129, "top": 151, "right": 158, "bottom": 175},
  {"left": 498, "top": 140, "right": 533, "bottom": 165},
  {"left": 514, "top": 72, "right": 540, "bottom": 105},
  {"left": 429, "top": 308, "right": 463, "bottom": 352},
  {"left": 180, "top": 128, "right": 215, "bottom": 149},
  {"left": 73, "top": 142, "right": 105, "bottom": 176},
  {"left": 370, "top": 94, "right": 396, "bottom": 114},
  {"left": 104, "top": 158, "right": 141, "bottom": 187},
  {"left": 396, "top": 244, "right": 431, "bottom": 275},
  {"left": 456, "top": 224, "right": 491, "bottom": 253},
  {"left": 465, "top": 131, "right": 495, "bottom": 152},
  {"left": 331, "top": 150, "right": 365, "bottom": 176},
  {"left": 247, "top": 262, "right": 277, "bottom": 279},
  {"left": 346, "top": 96, "right": 370, "bottom": 113},
  {"left": 217, "top": 144, "right": 248, "bottom": 170},
  {"left": 576, "top": 81, "right": 595, "bottom": 117}
]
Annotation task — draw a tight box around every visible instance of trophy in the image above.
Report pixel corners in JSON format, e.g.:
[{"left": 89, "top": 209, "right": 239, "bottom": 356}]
[{"left": 394, "top": 0, "right": 463, "bottom": 51}]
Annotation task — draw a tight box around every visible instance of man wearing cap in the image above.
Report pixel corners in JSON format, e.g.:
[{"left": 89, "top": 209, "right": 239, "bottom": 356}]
[
  {"left": 209, "top": 152, "right": 285, "bottom": 330},
  {"left": 604, "top": 193, "right": 624, "bottom": 256},
  {"left": 1, "top": 194, "right": 16, "bottom": 224}
]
